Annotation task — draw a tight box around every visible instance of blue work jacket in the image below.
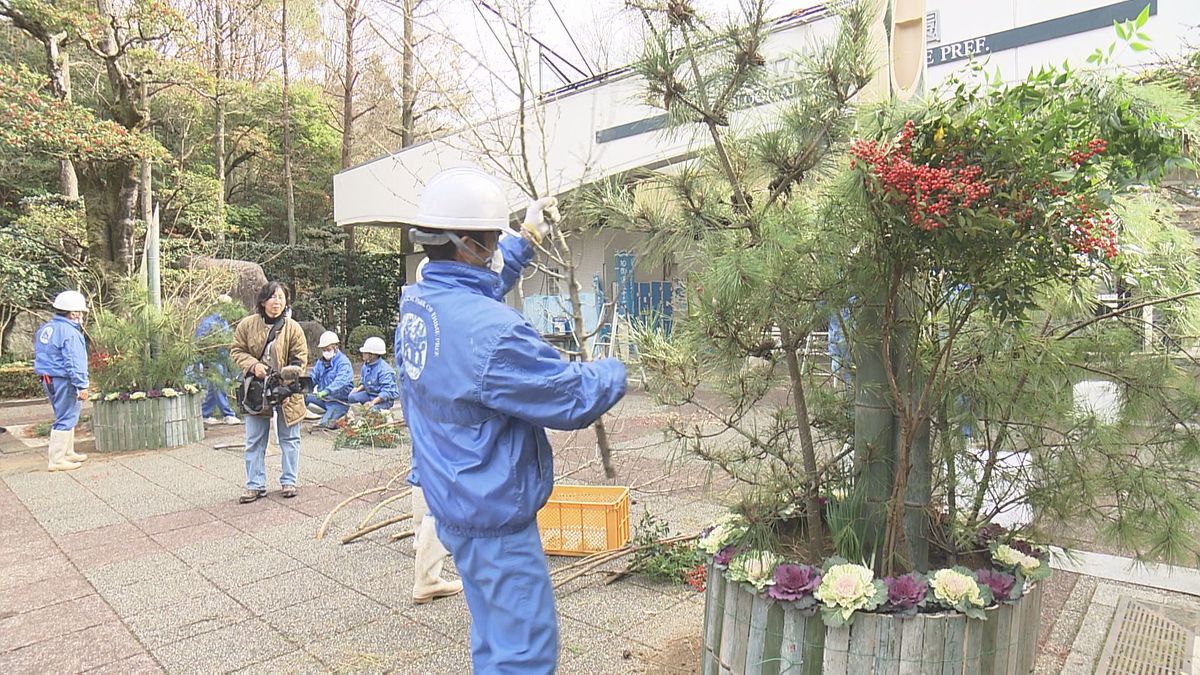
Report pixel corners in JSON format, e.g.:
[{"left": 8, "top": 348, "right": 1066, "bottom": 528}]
[
  {"left": 313, "top": 350, "right": 354, "bottom": 400},
  {"left": 396, "top": 238, "right": 627, "bottom": 537},
  {"left": 33, "top": 315, "right": 89, "bottom": 390},
  {"left": 358, "top": 357, "right": 399, "bottom": 404}
]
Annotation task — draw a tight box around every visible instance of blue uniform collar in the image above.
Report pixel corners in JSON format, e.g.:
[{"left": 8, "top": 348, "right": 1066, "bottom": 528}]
[
  {"left": 421, "top": 260, "right": 499, "bottom": 297},
  {"left": 51, "top": 314, "right": 83, "bottom": 333}
]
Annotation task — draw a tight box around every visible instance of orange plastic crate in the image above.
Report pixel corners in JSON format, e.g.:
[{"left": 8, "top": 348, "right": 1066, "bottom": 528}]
[{"left": 537, "top": 485, "right": 630, "bottom": 556}]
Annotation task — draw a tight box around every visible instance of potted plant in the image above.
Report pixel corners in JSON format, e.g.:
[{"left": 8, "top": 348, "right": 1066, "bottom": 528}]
[
  {"left": 590, "top": 3, "right": 1199, "bottom": 672},
  {"left": 87, "top": 279, "right": 229, "bottom": 452}
]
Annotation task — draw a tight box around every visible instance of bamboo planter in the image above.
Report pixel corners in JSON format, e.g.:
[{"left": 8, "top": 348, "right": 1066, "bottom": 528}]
[
  {"left": 701, "top": 562, "right": 1043, "bottom": 675},
  {"left": 92, "top": 393, "right": 204, "bottom": 452}
]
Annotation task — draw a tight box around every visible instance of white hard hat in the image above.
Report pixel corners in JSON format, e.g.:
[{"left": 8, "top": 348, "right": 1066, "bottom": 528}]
[
  {"left": 318, "top": 331, "right": 340, "bottom": 348},
  {"left": 360, "top": 336, "right": 386, "bottom": 355},
  {"left": 414, "top": 257, "right": 429, "bottom": 282},
  {"left": 411, "top": 167, "right": 518, "bottom": 235},
  {"left": 52, "top": 290, "right": 88, "bottom": 312}
]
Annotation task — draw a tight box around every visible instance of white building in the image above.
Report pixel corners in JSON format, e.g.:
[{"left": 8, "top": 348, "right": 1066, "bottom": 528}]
[{"left": 333, "top": 0, "right": 1195, "bottom": 335}]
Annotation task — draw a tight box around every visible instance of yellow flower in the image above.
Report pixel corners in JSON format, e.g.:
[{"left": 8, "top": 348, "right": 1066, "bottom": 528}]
[
  {"left": 993, "top": 544, "right": 1024, "bottom": 568},
  {"left": 129, "top": 392, "right": 146, "bottom": 400},
  {"left": 1018, "top": 554, "right": 1041, "bottom": 576},
  {"left": 104, "top": 392, "right": 120, "bottom": 402},
  {"left": 815, "top": 564, "right": 876, "bottom": 620}
]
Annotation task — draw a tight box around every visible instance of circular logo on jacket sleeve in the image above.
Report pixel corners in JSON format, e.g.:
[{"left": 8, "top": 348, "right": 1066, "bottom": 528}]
[
  {"left": 38, "top": 326, "right": 53, "bottom": 345},
  {"left": 399, "top": 313, "right": 429, "bottom": 380}
]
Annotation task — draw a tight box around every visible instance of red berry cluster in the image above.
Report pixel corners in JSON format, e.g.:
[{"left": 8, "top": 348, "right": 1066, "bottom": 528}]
[
  {"left": 89, "top": 350, "right": 113, "bottom": 371},
  {"left": 851, "top": 121, "right": 991, "bottom": 232},
  {"left": 1069, "top": 209, "right": 1119, "bottom": 259},
  {"left": 1068, "top": 138, "right": 1108, "bottom": 165},
  {"left": 685, "top": 563, "right": 707, "bottom": 592}
]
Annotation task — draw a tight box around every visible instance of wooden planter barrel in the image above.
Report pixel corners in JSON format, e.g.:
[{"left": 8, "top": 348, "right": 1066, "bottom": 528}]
[
  {"left": 702, "top": 562, "right": 1043, "bottom": 675},
  {"left": 92, "top": 393, "right": 204, "bottom": 452}
]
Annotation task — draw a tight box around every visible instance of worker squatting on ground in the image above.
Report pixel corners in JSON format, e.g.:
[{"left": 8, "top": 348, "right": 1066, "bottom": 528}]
[
  {"left": 396, "top": 166, "right": 627, "bottom": 673},
  {"left": 349, "top": 336, "right": 398, "bottom": 412},
  {"left": 394, "top": 257, "right": 463, "bottom": 606},
  {"left": 231, "top": 281, "right": 308, "bottom": 503},
  {"left": 305, "top": 331, "right": 353, "bottom": 429},
  {"left": 33, "top": 291, "right": 92, "bottom": 472}
]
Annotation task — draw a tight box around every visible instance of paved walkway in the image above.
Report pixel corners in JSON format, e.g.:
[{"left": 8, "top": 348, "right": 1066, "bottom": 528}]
[
  {"left": 0, "top": 393, "right": 721, "bottom": 674},
  {"left": 3, "top": 391, "right": 1198, "bottom": 673}
]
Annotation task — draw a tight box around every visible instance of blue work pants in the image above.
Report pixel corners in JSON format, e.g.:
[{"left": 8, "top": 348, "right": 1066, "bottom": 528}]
[
  {"left": 304, "top": 394, "right": 349, "bottom": 426},
  {"left": 42, "top": 376, "right": 82, "bottom": 431},
  {"left": 437, "top": 520, "right": 558, "bottom": 674},
  {"left": 348, "top": 391, "right": 393, "bottom": 411},
  {"left": 244, "top": 411, "right": 301, "bottom": 490}
]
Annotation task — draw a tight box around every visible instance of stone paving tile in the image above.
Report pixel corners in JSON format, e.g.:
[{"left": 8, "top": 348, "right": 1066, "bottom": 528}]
[
  {"left": 0, "top": 620, "right": 146, "bottom": 673},
  {"left": 65, "top": 533, "right": 167, "bottom": 572},
  {"left": 226, "top": 567, "right": 348, "bottom": 615},
  {"left": 262, "top": 588, "right": 391, "bottom": 643},
  {"left": 559, "top": 616, "right": 648, "bottom": 675},
  {"left": 56, "top": 520, "right": 143, "bottom": 552},
  {"left": 401, "top": 645, "right": 472, "bottom": 674},
  {"left": 198, "top": 548, "right": 305, "bottom": 590},
  {"left": 0, "top": 537, "right": 61, "bottom": 568},
  {"left": 136, "top": 507, "right": 218, "bottom": 535},
  {"left": 92, "top": 569, "right": 223, "bottom": 617},
  {"left": 401, "top": 590, "right": 471, "bottom": 642},
  {"left": 1061, "top": 599, "right": 1117, "bottom": 674},
  {"left": 559, "top": 578, "right": 687, "bottom": 635},
  {"left": 123, "top": 591, "right": 251, "bottom": 649},
  {"left": 233, "top": 649, "right": 325, "bottom": 675},
  {"left": 83, "top": 551, "right": 189, "bottom": 588},
  {"left": 304, "top": 614, "right": 452, "bottom": 673},
  {"left": 84, "top": 652, "right": 165, "bottom": 674},
  {"left": 223, "top": 499, "right": 312, "bottom": 534},
  {"left": 0, "top": 593, "right": 116, "bottom": 651},
  {"left": 150, "top": 519, "right": 241, "bottom": 551},
  {"left": 0, "top": 572, "right": 96, "bottom": 616},
  {"left": 2, "top": 554, "right": 78, "bottom": 592},
  {"left": 618, "top": 592, "right": 704, "bottom": 646},
  {"left": 173, "top": 533, "right": 278, "bottom": 567},
  {"left": 152, "top": 618, "right": 296, "bottom": 674},
  {"left": 355, "top": 567, "right": 424, "bottom": 611}
]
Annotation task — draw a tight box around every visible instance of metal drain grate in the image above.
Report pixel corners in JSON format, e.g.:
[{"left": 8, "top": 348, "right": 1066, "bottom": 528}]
[{"left": 1098, "top": 596, "right": 1197, "bottom": 675}]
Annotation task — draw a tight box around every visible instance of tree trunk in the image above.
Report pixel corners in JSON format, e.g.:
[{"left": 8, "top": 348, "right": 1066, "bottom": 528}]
[
  {"left": 340, "top": 0, "right": 359, "bottom": 325},
  {"left": 780, "top": 326, "right": 826, "bottom": 557},
  {"left": 44, "top": 38, "right": 79, "bottom": 199},
  {"left": 282, "top": 0, "right": 296, "bottom": 244},
  {"left": 852, "top": 288, "right": 895, "bottom": 570},
  {"left": 400, "top": 0, "right": 415, "bottom": 148},
  {"left": 214, "top": 0, "right": 227, "bottom": 243}
]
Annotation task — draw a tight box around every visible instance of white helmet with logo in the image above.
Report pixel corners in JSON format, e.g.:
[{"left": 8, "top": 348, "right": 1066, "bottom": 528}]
[
  {"left": 318, "top": 331, "right": 340, "bottom": 348},
  {"left": 360, "top": 336, "right": 387, "bottom": 355},
  {"left": 52, "top": 290, "right": 88, "bottom": 313}
]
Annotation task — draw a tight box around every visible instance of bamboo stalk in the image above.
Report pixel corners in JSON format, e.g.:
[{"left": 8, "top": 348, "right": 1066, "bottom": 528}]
[
  {"left": 551, "top": 534, "right": 698, "bottom": 590},
  {"left": 389, "top": 530, "right": 416, "bottom": 542},
  {"left": 341, "top": 513, "right": 413, "bottom": 545},
  {"left": 355, "top": 489, "right": 412, "bottom": 530},
  {"left": 316, "top": 486, "right": 387, "bottom": 540}
]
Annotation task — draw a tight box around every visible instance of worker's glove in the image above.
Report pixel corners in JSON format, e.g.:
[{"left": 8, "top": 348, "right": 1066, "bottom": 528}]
[
  {"left": 280, "top": 365, "right": 303, "bottom": 383},
  {"left": 317, "top": 390, "right": 328, "bottom": 400},
  {"left": 521, "top": 197, "right": 559, "bottom": 245}
]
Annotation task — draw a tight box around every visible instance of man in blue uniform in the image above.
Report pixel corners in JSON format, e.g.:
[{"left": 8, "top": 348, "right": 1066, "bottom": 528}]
[
  {"left": 306, "top": 331, "right": 354, "bottom": 429},
  {"left": 197, "top": 295, "right": 241, "bottom": 425},
  {"left": 349, "top": 336, "right": 398, "bottom": 411},
  {"left": 33, "top": 290, "right": 91, "bottom": 472},
  {"left": 396, "top": 166, "right": 627, "bottom": 673}
]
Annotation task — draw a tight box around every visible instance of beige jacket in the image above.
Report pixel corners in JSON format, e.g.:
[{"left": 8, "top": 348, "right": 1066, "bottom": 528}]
[{"left": 230, "top": 314, "right": 308, "bottom": 426}]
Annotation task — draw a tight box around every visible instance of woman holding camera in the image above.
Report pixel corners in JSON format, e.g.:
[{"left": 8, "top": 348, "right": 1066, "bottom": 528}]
[{"left": 231, "top": 281, "right": 308, "bottom": 503}]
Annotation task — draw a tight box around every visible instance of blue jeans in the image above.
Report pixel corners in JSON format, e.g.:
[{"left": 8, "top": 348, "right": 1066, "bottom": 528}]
[
  {"left": 42, "top": 376, "right": 81, "bottom": 431},
  {"left": 304, "top": 394, "right": 349, "bottom": 426},
  {"left": 348, "top": 391, "right": 393, "bottom": 411},
  {"left": 203, "top": 385, "right": 236, "bottom": 418},
  {"left": 244, "top": 411, "right": 301, "bottom": 490},
  {"left": 437, "top": 521, "right": 558, "bottom": 674}
]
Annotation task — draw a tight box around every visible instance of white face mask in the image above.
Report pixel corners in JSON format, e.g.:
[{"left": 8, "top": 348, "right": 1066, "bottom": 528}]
[
  {"left": 322, "top": 349, "right": 336, "bottom": 360},
  {"left": 489, "top": 248, "right": 505, "bottom": 274}
]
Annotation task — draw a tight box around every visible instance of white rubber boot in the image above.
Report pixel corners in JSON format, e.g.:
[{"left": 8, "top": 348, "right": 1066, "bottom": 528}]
[
  {"left": 63, "top": 429, "right": 87, "bottom": 462},
  {"left": 411, "top": 487, "right": 462, "bottom": 604},
  {"left": 47, "top": 430, "right": 82, "bottom": 472}
]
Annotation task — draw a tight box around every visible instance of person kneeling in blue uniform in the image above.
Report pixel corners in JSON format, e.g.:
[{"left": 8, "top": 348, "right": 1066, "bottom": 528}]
[
  {"left": 306, "top": 331, "right": 354, "bottom": 429},
  {"left": 349, "top": 336, "right": 398, "bottom": 411},
  {"left": 33, "top": 291, "right": 92, "bottom": 472},
  {"left": 396, "top": 167, "right": 627, "bottom": 674}
]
